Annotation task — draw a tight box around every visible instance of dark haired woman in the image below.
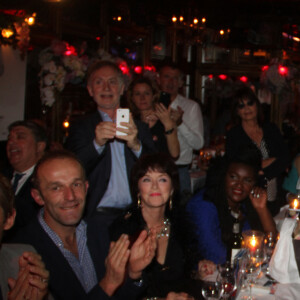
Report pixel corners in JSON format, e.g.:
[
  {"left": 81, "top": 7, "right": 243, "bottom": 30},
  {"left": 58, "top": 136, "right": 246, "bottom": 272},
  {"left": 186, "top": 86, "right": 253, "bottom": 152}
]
[
  {"left": 110, "top": 153, "right": 198, "bottom": 300},
  {"left": 186, "top": 150, "right": 277, "bottom": 264},
  {"left": 127, "top": 77, "right": 179, "bottom": 159},
  {"left": 225, "top": 86, "right": 289, "bottom": 215}
]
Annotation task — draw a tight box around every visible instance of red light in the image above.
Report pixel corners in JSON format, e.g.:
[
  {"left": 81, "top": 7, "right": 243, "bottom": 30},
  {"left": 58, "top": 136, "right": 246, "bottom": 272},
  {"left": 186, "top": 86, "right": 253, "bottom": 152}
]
[
  {"left": 64, "top": 44, "right": 77, "bottom": 56},
  {"left": 208, "top": 74, "right": 213, "bottom": 79},
  {"left": 278, "top": 65, "right": 288, "bottom": 76},
  {"left": 134, "top": 66, "right": 143, "bottom": 74},
  {"left": 144, "top": 65, "right": 156, "bottom": 72},
  {"left": 262, "top": 65, "right": 269, "bottom": 72},
  {"left": 218, "top": 74, "right": 227, "bottom": 80},
  {"left": 96, "top": 36, "right": 101, "bottom": 41},
  {"left": 239, "top": 76, "right": 248, "bottom": 83},
  {"left": 119, "top": 64, "right": 130, "bottom": 75}
]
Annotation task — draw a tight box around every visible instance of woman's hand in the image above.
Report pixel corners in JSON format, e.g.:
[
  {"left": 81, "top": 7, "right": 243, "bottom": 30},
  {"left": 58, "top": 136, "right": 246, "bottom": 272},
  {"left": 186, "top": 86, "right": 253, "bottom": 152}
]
[
  {"left": 249, "top": 187, "right": 267, "bottom": 210},
  {"left": 154, "top": 103, "right": 175, "bottom": 131},
  {"left": 198, "top": 260, "right": 216, "bottom": 279},
  {"left": 128, "top": 230, "right": 157, "bottom": 280}
]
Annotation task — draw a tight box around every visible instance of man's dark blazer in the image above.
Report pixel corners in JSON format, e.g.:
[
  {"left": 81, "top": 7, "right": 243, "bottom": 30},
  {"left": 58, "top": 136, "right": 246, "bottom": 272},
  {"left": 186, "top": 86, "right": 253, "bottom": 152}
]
[
  {"left": 12, "top": 214, "right": 143, "bottom": 300},
  {"left": 65, "top": 111, "right": 156, "bottom": 215},
  {"left": 2, "top": 170, "right": 40, "bottom": 241}
]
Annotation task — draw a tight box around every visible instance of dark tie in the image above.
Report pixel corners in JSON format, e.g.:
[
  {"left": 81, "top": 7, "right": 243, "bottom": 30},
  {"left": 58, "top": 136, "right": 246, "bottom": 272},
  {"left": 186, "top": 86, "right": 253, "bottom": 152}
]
[{"left": 12, "top": 173, "right": 25, "bottom": 193}]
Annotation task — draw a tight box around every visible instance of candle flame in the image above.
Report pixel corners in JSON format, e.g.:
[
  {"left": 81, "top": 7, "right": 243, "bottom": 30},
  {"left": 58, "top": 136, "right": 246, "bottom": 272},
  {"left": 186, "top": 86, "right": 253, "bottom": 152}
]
[
  {"left": 293, "top": 199, "right": 299, "bottom": 209},
  {"left": 250, "top": 236, "right": 257, "bottom": 248}
]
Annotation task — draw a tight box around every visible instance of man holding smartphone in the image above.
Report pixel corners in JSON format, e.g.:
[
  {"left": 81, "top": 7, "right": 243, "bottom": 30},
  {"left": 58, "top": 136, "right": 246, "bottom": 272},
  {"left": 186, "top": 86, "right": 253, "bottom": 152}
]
[
  {"left": 158, "top": 62, "right": 204, "bottom": 199},
  {"left": 66, "top": 60, "right": 155, "bottom": 224}
]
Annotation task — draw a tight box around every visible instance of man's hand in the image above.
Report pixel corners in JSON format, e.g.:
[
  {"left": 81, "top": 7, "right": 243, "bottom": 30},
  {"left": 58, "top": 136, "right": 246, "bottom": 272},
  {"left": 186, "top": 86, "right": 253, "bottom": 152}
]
[
  {"left": 249, "top": 187, "right": 267, "bottom": 210},
  {"left": 128, "top": 230, "right": 157, "bottom": 280},
  {"left": 100, "top": 234, "right": 130, "bottom": 296},
  {"left": 7, "top": 252, "right": 49, "bottom": 300},
  {"left": 94, "top": 121, "right": 116, "bottom": 146},
  {"left": 116, "top": 113, "right": 141, "bottom": 151},
  {"left": 170, "top": 106, "right": 184, "bottom": 126}
]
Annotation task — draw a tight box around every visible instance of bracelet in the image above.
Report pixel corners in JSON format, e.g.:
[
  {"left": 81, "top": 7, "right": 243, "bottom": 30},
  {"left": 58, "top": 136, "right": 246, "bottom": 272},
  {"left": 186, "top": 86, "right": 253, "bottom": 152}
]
[{"left": 164, "top": 127, "right": 175, "bottom": 135}]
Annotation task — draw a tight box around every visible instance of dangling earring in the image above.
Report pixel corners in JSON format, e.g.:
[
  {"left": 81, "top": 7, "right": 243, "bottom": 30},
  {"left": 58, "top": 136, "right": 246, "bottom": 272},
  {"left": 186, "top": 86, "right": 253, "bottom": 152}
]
[
  {"left": 137, "top": 195, "right": 141, "bottom": 208},
  {"left": 169, "top": 196, "right": 172, "bottom": 210}
]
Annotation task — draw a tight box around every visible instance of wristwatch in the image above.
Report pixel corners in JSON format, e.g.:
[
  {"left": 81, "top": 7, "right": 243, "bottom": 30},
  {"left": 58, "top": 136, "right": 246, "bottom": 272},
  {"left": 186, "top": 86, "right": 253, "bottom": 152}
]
[{"left": 164, "top": 127, "right": 175, "bottom": 135}]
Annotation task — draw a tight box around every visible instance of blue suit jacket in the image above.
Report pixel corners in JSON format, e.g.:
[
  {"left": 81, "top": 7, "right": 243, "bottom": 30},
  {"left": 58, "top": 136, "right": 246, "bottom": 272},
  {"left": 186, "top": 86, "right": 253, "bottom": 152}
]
[
  {"left": 12, "top": 214, "right": 143, "bottom": 300},
  {"left": 65, "top": 111, "right": 156, "bottom": 215}
]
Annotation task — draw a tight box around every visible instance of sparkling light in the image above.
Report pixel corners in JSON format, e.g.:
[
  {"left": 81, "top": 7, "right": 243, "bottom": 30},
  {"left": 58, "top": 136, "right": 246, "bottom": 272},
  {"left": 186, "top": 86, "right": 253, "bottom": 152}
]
[
  {"left": 239, "top": 76, "right": 248, "bottom": 83},
  {"left": 218, "top": 74, "right": 227, "bottom": 80},
  {"left": 134, "top": 66, "right": 143, "bottom": 74},
  {"left": 1, "top": 28, "right": 14, "bottom": 38},
  {"left": 278, "top": 65, "right": 288, "bottom": 76}
]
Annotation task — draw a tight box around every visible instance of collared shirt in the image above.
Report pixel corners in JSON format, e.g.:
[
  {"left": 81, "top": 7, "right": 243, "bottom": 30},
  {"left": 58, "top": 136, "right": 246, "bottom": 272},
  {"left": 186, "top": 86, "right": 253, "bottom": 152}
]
[
  {"left": 11, "top": 165, "right": 35, "bottom": 195},
  {"left": 38, "top": 209, "right": 98, "bottom": 293},
  {"left": 170, "top": 94, "right": 204, "bottom": 165},
  {"left": 93, "top": 109, "right": 141, "bottom": 208}
]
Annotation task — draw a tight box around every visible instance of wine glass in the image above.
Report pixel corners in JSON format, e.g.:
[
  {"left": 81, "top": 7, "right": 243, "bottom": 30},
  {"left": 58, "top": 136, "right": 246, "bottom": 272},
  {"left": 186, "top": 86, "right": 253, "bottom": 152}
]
[
  {"left": 217, "top": 262, "right": 236, "bottom": 299},
  {"left": 201, "top": 279, "right": 223, "bottom": 300},
  {"left": 263, "top": 232, "right": 277, "bottom": 273},
  {"left": 244, "top": 249, "right": 264, "bottom": 300}
]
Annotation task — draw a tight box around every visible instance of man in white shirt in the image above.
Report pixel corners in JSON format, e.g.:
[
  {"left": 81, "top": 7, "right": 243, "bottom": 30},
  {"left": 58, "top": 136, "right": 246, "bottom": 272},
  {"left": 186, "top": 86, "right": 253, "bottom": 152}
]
[
  {"left": 5, "top": 120, "right": 47, "bottom": 238},
  {"left": 158, "top": 63, "right": 204, "bottom": 196}
]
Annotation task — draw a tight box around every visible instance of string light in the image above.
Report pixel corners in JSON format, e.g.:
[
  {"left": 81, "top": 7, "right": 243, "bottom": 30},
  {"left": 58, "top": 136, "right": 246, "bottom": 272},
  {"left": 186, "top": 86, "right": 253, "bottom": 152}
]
[
  {"left": 202, "top": 18, "right": 206, "bottom": 23},
  {"left": 63, "top": 120, "right": 69, "bottom": 128},
  {"left": 220, "top": 30, "right": 225, "bottom": 35},
  {"left": 1, "top": 28, "right": 14, "bottom": 38},
  {"left": 193, "top": 18, "right": 199, "bottom": 25},
  {"left": 172, "top": 16, "right": 177, "bottom": 23},
  {"left": 179, "top": 16, "right": 184, "bottom": 22}
]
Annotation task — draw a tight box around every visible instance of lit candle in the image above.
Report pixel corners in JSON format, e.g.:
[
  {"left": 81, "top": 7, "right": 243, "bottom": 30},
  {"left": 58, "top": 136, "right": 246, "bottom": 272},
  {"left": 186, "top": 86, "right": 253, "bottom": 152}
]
[
  {"left": 250, "top": 236, "right": 257, "bottom": 251},
  {"left": 293, "top": 199, "right": 299, "bottom": 209}
]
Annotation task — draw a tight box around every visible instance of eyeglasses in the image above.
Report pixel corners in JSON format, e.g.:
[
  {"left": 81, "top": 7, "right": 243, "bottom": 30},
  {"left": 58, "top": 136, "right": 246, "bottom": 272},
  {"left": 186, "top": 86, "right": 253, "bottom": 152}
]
[{"left": 237, "top": 99, "right": 255, "bottom": 109}]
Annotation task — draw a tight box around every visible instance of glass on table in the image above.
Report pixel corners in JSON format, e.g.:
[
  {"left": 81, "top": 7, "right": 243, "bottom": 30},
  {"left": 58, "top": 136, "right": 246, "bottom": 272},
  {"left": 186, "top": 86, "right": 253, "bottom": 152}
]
[
  {"left": 217, "top": 262, "right": 236, "bottom": 299},
  {"left": 242, "top": 248, "right": 264, "bottom": 300},
  {"left": 201, "top": 279, "right": 223, "bottom": 300}
]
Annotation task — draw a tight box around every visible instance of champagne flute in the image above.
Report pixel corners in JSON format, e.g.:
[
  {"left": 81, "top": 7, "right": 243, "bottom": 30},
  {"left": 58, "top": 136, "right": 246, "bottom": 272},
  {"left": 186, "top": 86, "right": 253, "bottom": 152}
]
[{"left": 244, "top": 249, "right": 264, "bottom": 300}]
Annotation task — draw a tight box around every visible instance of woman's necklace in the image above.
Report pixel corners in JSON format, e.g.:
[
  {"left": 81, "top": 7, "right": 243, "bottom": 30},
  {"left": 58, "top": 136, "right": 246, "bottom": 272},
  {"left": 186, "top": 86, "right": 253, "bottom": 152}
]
[
  {"left": 147, "top": 218, "right": 170, "bottom": 239},
  {"left": 228, "top": 207, "right": 240, "bottom": 220}
]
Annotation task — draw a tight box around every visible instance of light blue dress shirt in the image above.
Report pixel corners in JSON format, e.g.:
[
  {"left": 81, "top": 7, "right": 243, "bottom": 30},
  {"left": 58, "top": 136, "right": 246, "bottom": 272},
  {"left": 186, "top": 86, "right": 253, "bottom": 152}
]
[
  {"left": 38, "top": 209, "right": 98, "bottom": 292},
  {"left": 94, "top": 110, "right": 141, "bottom": 208}
]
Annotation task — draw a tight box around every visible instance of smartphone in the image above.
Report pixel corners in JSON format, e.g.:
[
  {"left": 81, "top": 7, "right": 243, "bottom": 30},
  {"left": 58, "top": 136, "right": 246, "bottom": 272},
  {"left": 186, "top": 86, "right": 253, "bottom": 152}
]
[
  {"left": 159, "top": 92, "right": 171, "bottom": 108},
  {"left": 116, "top": 108, "right": 130, "bottom": 136}
]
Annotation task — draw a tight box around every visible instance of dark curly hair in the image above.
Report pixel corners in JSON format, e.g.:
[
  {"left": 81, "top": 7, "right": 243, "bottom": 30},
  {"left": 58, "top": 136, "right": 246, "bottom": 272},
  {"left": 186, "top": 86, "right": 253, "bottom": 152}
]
[{"left": 130, "top": 152, "right": 179, "bottom": 215}]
